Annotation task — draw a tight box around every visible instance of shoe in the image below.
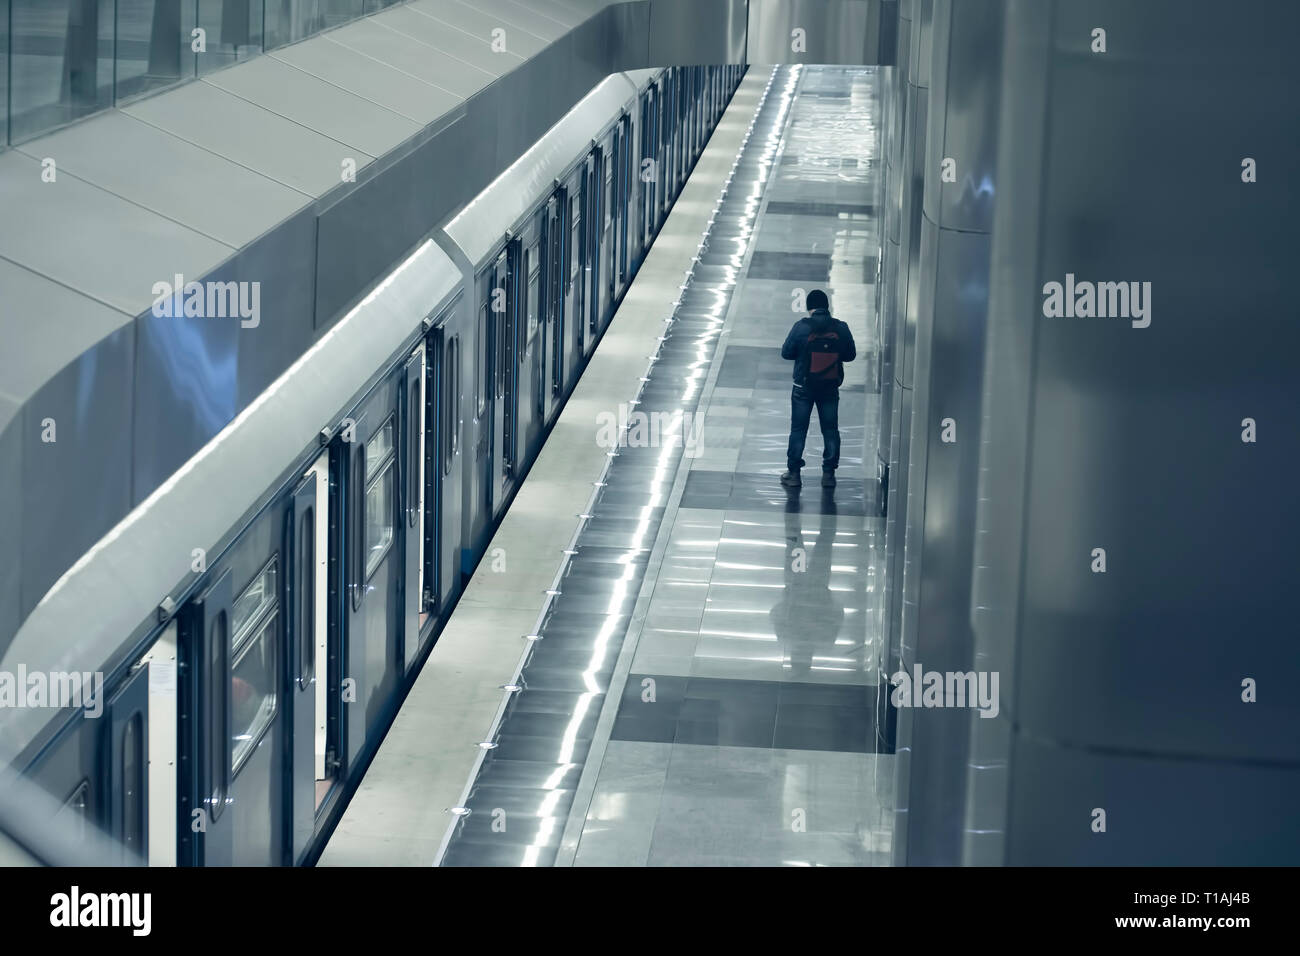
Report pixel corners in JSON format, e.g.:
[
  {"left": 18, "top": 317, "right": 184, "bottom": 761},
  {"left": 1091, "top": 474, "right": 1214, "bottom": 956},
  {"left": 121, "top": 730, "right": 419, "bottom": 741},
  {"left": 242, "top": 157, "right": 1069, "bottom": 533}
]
[
  {"left": 780, "top": 470, "right": 802, "bottom": 488},
  {"left": 821, "top": 471, "right": 836, "bottom": 488}
]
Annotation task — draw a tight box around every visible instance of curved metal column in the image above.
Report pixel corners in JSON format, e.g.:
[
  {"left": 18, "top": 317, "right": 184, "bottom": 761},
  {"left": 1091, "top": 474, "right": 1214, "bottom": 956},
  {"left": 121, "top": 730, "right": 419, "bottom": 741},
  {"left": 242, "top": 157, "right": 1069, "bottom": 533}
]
[
  {"left": 891, "top": 0, "right": 1005, "bottom": 866},
  {"left": 876, "top": 0, "right": 932, "bottom": 857},
  {"left": 969, "top": 0, "right": 1300, "bottom": 864}
]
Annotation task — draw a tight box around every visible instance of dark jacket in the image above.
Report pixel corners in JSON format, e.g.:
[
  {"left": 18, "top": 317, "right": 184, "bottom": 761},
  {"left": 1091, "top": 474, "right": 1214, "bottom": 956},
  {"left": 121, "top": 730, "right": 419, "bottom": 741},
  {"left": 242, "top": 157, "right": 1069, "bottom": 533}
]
[{"left": 781, "top": 308, "right": 857, "bottom": 387}]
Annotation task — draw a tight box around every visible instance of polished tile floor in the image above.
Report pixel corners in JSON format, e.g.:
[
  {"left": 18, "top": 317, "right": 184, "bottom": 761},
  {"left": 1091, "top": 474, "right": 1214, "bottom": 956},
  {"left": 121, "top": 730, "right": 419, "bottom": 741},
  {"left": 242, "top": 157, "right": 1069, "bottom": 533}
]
[
  {"left": 570, "top": 66, "right": 894, "bottom": 866},
  {"left": 437, "top": 66, "right": 894, "bottom": 867}
]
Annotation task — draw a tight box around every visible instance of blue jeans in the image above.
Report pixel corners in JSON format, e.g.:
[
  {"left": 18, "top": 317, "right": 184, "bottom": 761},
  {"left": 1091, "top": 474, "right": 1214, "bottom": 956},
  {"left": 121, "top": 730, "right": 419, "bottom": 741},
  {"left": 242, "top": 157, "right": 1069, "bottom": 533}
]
[{"left": 787, "top": 383, "right": 840, "bottom": 472}]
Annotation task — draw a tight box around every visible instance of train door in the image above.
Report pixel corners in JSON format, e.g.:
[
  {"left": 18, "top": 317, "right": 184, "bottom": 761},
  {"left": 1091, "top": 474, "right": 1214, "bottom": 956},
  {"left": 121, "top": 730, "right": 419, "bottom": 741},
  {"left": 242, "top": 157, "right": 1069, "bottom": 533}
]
[
  {"left": 616, "top": 112, "right": 633, "bottom": 293},
  {"left": 402, "top": 341, "right": 426, "bottom": 672},
  {"left": 569, "top": 174, "right": 586, "bottom": 374},
  {"left": 520, "top": 230, "right": 544, "bottom": 462},
  {"left": 468, "top": 264, "right": 499, "bottom": 566},
  {"left": 503, "top": 238, "right": 521, "bottom": 494},
  {"left": 599, "top": 134, "right": 615, "bottom": 328},
  {"left": 544, "top": 188, "right": 566, "bottom": 421},
  {"left": 667, "top": 70, "right": 681, "bottom": 209},
  {"left": 344, "top": 375, "right": 403, "bottom": 771},
  {"left": 179, "top": 569, "right": 234, "bottom": 866},
  {"left": 584, "top": 148, "right": 603, "bottom": 355},
  {"left": 286, "top": 462, "right": 323, "bottom": 863},
  {"left": 641, "top": 86, "right": 657, "bottom": 249},
  {"left": 484, "top": 250, "right": 510, "bottom": 513},
  {"left": 105, "top": 664, "right": 149, "bottom": 864},
  {"left": 432, "top": 310, "right": 463, "bottom": 611}
]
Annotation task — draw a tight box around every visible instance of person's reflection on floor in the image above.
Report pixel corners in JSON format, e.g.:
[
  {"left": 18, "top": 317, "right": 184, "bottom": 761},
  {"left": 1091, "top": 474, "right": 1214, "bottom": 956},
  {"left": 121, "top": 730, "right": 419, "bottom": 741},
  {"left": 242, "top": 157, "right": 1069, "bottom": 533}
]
[{"left": 771, "top": 493, "right": 844, "bottom": 679}]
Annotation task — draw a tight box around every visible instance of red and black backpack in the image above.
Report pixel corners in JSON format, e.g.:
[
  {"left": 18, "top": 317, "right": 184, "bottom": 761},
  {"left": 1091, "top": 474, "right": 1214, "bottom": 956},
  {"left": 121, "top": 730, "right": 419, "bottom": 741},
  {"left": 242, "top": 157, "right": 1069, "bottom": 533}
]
[{"left": 805, "top": 325, "right": 842, "bottom": 385}]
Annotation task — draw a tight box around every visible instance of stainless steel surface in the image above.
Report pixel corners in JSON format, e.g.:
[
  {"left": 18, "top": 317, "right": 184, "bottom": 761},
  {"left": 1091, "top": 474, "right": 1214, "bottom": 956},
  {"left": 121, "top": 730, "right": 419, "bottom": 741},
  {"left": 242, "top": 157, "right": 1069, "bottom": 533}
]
[
  {"left": 648, "top": 0, "right": 748, "bottom": 67},
  {"left": 746, "top": 0, "right": 891, "bottom": 66},
  {"left": 966, "top": 0, "right": 1300, "bottom": 864},
  {"left": 888, "top": 0, "right": 1004, "bottom": 866}
]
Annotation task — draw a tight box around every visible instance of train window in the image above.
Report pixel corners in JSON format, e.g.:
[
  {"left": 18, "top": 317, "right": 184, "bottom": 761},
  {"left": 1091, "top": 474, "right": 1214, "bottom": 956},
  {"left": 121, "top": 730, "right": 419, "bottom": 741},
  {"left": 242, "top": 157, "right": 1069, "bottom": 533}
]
[
  {"left": 366, "top": 418, "right": 395, "bottom": 479},
  {"left": 453, "top": 336, "right": 462, "bottom": 457},
  {"left": 351, "top": 446, "right": 366, "bottom": 611},
  {"left": 526, "top": 248, "right": 539, "bottom": 338},
  {"left": 231, "top": 611, "right": 278, "bottom": 774},
  {"left": 232, "top": 558, "right": 277, "bottom": 651},
  {"left": 56, "top": 780, "right": 90, "bottom": 844},
  {"left": 478, "top": 302, "right": 489, "bottom": 417},
  {"left": 121, "top": 713, "right": 144, "bottom": 851},
  {"left": 297, "top": 510, "right": 313, "bottom": 688},
  {"left": 365, "top": 461, "right": 395, "bottom": 578},
  {"left": 443, "top": 336, "right": 458, "bottom": 475},
  {"left": 209, "top": 610, "right": 227, "bottom": 819}
]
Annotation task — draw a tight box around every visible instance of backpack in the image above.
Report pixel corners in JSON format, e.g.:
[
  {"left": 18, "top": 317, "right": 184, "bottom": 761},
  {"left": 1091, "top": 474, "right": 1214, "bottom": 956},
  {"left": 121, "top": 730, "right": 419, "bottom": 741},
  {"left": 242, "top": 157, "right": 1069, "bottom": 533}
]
[{"left": 805, "top": 326, "right": 842, "bottom": 385}]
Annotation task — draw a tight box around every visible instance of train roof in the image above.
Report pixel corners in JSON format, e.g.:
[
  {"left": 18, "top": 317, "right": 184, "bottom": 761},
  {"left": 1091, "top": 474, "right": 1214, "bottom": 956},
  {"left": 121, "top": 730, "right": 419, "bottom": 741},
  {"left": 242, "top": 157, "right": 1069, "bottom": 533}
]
[{"left": 443, "top": 73, "right": 640, "bottom": 267}]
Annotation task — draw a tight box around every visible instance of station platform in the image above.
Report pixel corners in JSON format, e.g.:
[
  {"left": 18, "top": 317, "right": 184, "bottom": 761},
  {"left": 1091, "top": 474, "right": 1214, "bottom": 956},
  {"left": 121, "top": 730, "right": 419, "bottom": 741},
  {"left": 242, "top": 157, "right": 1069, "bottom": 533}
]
[{"left": 322, "top": 64, "right": 892, "bottom": 867}]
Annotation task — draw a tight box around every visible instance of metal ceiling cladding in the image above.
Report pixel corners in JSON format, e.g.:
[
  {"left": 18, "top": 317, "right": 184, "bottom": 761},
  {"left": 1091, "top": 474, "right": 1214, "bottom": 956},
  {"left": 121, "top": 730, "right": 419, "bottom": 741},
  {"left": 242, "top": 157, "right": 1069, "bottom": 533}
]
[{"left": 436, "top": 65, "right": 804, "bottom": 867}]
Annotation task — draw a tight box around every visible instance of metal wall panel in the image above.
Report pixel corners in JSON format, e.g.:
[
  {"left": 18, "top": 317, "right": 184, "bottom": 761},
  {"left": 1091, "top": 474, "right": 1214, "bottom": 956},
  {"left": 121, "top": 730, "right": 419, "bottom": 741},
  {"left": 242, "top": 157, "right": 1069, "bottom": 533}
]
[
  {"left": 133, "top": 206, "right": 319, "bottom": 505},
  {"left": 377, "top": 5, "right": 522, "bottom": 73},
  {"left": 1008, "top": 737, "right": 1300, "bottom": 865},
  {"left": 890, "top": 0, "right": 1008, "bottom": 866},
  {"left": 203, "top": 54, "right": 424, "bottom": 159},
  {"left": 270, "top": 32, "right": 465, "bottom": 124},
  {"left": 315, "top": 111, "right": 481, "bottom": 329},
  {"left": 411, "top": 0, "right": 549, "bottom": 60},
  {"left": 328, "top": 17, "right": 495, "bottom": 99},
  {"left": 0, "top": 418, "right": 19, "bottom": 650},
  {"left": 962, "top": 0, "right": 1050, "bottom": 867},
  {"left": 746, "top": 0, "right": 887, "bottom": 65},
  {"left": 121, "top": 80, "right": 369, "bottom": 200},
  {"left": 649, "top": 0, "right": 746, "bottom": 66},
  {"left": 973, "top": 0, "right": 1300, "bottom": 865},
  {"left": 14, "top": 111, "right": 305, "bottom": 251},
  {"left": 20, "top": 327, "right": 134, "bottom": 621}
]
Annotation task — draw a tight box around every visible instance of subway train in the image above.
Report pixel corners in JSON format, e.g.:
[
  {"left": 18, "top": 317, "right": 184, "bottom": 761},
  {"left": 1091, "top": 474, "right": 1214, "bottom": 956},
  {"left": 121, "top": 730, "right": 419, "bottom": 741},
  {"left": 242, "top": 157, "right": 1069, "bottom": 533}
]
[{"left": 0, "top": 63, "right": 746, "bottom": 866}]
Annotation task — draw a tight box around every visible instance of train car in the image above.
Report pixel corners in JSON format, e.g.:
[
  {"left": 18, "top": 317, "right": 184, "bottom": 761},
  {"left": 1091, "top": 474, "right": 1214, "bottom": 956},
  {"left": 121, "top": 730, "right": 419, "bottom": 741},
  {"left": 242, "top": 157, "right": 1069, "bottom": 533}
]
[{"left": 0, "top": 64, "right": 744, "bottom": 867}]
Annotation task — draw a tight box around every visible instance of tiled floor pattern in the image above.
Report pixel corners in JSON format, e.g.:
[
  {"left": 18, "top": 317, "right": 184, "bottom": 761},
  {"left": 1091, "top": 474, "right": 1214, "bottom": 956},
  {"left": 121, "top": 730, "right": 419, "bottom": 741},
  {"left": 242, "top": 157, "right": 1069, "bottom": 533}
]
[{"left": 571, "top": 66, "right": 894, "bottom": 867}]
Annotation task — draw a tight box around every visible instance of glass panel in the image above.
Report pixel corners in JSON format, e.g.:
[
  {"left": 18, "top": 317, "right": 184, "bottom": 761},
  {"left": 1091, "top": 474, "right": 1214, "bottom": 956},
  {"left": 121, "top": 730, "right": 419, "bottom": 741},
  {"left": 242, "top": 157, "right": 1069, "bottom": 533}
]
[
  {"left": 122, "top": 714, "right": 143, "bottom": 850},
  {"left": 209, "top": 611, "right": 226, "bottom": 815},
  {"left": 55, "top": 780, "right": 90, "bottom": 843},
  {"left": 297, "top": 510, "right": 313, "bottom": 686},
  {"left": 452, "top": 337, "right": 460, "bottom": 456},
  {"left": 364, "top": 462, "right": 394, "bottom": 578},
  {"left": 231, "top": 558, "right": 277, "bottom": 650},
  {"left": 195, "top": 0, "right": 264, "bottom": 77},
  {"left": 265, "top": 0, "right": 362, "bottom": 51},
  {"left": 443, "top": 337, "right": 456, "bottom": 472},
  {"left": 1, "top": 0, "right": 10, "bottom": 148},
  {"left": 527, "top": 251, "right": 539, "bottom": 338},
  {"left": 366, "top": 417, "right": 394, "bottom": 479},
  {"left": 10, "top": 0, "right": 114, "bottom": 143},
  {"left": 231, "top": 612, "right": 277, "bottom": 773},
  {"left": 114, "top": 0, "right": 194, "bottom": 104},
  {"left": 478, "top": 302, "right": 489, "bottom": 416}
]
